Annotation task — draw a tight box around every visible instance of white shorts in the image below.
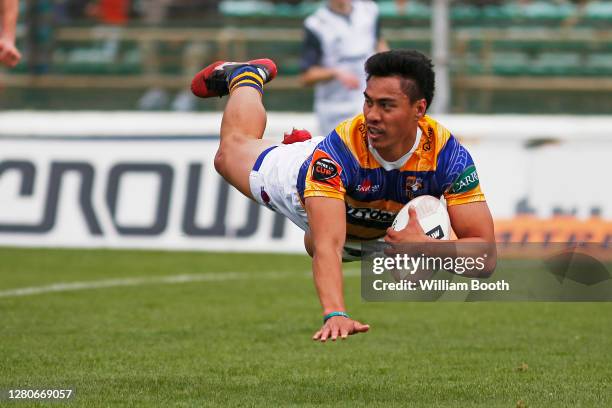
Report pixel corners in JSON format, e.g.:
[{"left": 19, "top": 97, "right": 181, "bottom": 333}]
[
  {"left": 249, "top": 137, "right": 324, "bottom": 233},
  {"left": 249, "top": 137, "right": 371, "bottom": 262}
]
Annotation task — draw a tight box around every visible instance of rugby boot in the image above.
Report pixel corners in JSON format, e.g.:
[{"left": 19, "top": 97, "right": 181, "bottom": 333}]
[
  {"left": 191, "top": 58, "right": 277, "bottom": 98},
  {"left": 282, "top": 128, "right": 312, "bottom": 144}
]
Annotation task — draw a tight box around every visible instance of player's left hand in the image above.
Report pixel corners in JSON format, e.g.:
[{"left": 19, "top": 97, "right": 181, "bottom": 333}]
[
  {"left": 0, "top": 37, "right": 21, "bottom": 68},
  {"left": 312, "top": 316, "right": 370, "bottom": 342},
  {"left": 384, "top": 206, "right": 433, "bottom": 244}
]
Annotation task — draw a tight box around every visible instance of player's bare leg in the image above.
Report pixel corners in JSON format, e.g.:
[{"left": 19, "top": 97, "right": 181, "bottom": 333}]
[
  {"left": 191, "top": 59, "right": 278, "bottom": 199},
  {"left": 215, "top": 87, "right": 276, "bottom": 198}
]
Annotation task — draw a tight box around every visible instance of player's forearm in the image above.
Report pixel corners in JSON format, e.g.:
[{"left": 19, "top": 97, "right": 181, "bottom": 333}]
[
  {"left": 311, "top": 247, "right": 346, "bottom": 314},
  {"left": 0, "top": 0, "right": 18, "bottom": 41},
  {"left": 300, "top": 66, "right": 338, "bottom": 86}
]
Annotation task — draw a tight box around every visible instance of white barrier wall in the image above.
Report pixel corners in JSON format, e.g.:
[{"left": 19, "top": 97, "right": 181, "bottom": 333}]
[
  {"left": 0, "top": 137, "right": 306, "bottom": 252},
  {"left": 1, "top": 112, "right": 611, "bottom": 252}
]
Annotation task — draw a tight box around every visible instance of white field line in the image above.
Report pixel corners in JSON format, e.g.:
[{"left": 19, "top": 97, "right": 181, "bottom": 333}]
[{"left": 0, "top": 268, "right": 361, "bottom": 299}]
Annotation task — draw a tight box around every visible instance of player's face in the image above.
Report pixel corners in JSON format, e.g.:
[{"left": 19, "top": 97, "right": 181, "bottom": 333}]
[{"left": 363, "top": 75, "right": 426, "bottom": 160}]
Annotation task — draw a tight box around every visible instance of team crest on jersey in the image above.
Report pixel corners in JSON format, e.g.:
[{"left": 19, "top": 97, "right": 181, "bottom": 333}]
[
  {"left": 405, "top": 176, "right": 424, "bottom": 199},
  {"left": 310, "top": 149, "right": 342, "bottom": 187},
  {"left": 450, "top": 165, "right": 479, "bottom": 194}
]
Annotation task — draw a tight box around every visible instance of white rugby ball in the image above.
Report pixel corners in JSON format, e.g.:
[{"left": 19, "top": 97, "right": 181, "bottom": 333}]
[{"left": 391, "top": 195, "right": 451, "bottom": 240}]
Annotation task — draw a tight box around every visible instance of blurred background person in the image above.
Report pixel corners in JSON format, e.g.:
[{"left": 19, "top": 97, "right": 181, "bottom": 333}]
[
  {"left": 300, "top": 0, "right": 388, "bottom": 136},
  {"left": 138, "top": 0, "right": 217, "bottom": 111},
  {"left": 0, "top": 0, "right": 21, "bottom": 67}
]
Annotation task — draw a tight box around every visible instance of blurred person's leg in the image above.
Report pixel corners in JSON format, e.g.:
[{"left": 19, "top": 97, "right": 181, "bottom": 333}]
[
  {"left": 172, "top": 42, "right": 209, "bottom": 111},
  {"left": 138, "top": 32, "right": 168, "bottom": 110},
  {"left": 138, "top": 0, "right": 173, "bottom": 110}
]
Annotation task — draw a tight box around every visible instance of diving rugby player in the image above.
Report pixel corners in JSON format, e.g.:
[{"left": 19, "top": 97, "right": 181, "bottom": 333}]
[{"left": 191, "top": 50, "right": 495, "bottom": 342}]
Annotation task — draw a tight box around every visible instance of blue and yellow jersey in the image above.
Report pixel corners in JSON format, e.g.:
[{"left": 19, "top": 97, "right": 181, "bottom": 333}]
[{"left": 296, "top": 114, "right": 485, "bottom": 240}]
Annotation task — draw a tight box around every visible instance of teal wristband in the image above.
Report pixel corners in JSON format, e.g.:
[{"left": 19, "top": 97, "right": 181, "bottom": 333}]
[{"left": 323, "top": 311, "right": 350, "bottom": 323}]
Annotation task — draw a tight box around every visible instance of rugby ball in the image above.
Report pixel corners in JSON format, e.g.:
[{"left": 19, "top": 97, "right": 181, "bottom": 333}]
[{"left": 391, "top": 195, "right": 450, "bottom": 240}]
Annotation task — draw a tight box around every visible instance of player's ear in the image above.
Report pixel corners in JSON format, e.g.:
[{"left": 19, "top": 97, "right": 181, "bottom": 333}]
[{"left": 414, "top": 98, "right": 427, "bottom": 120}]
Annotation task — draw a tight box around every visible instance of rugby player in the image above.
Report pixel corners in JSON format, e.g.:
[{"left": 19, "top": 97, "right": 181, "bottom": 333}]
[{"left": 191, "top": 50, "right": 495, "bottom": 342}]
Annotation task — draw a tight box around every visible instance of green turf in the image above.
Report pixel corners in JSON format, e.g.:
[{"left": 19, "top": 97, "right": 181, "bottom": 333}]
[{"left": 0, "top": 248, "right": 611, "bottom": 407}]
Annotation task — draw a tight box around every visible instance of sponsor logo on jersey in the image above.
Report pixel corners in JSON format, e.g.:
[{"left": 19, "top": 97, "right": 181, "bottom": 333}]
[
  {"left": 356, "top": 179, "right": 380, "bottom": 193},
  {"left": 346, "top": 204, "right": 395, "bottom": 226},
  {"left": 450, "top": 165, "right": 479, "bottom": 194},
  {"left": 423, "top": 127, "right": 433, "bottom": 152},
  {"left": 358, "top": 122, "right": 367, "bottom": 138}
]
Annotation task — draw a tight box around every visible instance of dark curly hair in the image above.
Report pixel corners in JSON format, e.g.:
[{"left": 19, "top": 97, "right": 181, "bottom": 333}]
[{"left": 365, "top": 50, "right": 435, "bottom": 110}]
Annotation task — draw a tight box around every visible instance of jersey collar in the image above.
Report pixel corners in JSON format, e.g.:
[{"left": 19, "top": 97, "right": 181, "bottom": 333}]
[
  {"left": 368, "top": 126, "right": 422, "bottom": 171},
  {"left": 325, "top": 4, "right": 353, "bottom": 21}
]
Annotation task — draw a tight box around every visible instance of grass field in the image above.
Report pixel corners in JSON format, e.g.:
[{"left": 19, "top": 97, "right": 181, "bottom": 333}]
[{"left": 1, "top": 247, "right": 611, "bottom": 407}]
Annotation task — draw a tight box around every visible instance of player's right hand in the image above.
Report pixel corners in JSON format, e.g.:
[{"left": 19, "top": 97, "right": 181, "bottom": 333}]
[
  {"left": 0, "top": 38, "right": 21, "bottom": 68},
  {"left": 312, "top": 316, "right": 370, "bottom": 342},
  {"left": 384, "top": 207, "right": 433, "bottom": 244}
]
